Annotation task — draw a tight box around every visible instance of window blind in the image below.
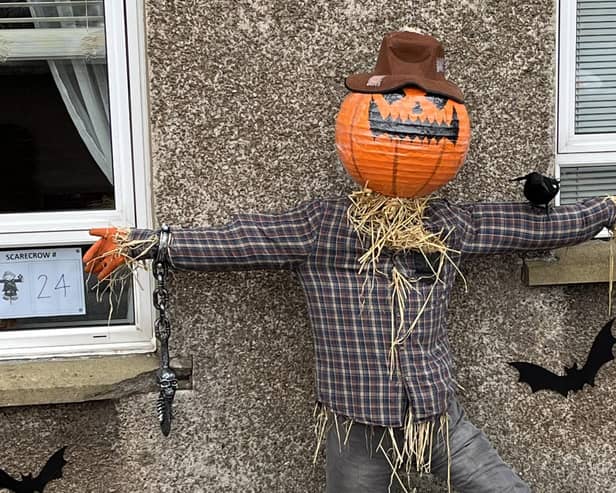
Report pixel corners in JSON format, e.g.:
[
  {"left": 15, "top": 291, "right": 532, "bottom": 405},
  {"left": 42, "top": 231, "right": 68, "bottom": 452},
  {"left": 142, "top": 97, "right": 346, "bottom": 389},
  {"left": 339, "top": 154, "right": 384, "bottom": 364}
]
[
  {"left": 559, "top": 163, "right": 616, "bottom": 203},
  {"left": 0, "top": 0, "right": 105, "bottom": 61},
  {"left": 575, "top": 0, "right": 616, "bottom": 134}
]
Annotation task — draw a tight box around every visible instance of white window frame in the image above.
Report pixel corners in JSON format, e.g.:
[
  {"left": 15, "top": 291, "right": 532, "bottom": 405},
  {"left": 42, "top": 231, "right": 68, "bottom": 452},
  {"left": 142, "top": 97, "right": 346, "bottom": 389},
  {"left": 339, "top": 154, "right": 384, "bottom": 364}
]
[
  {"left": 556, "top": 0, "right": 616, "bottom": 243},
  {"left": 557, "top": 0, "right": 616, "bottom": 155},
  {"left": 0, "top": 1, "right": 155, "bottom": 360}
]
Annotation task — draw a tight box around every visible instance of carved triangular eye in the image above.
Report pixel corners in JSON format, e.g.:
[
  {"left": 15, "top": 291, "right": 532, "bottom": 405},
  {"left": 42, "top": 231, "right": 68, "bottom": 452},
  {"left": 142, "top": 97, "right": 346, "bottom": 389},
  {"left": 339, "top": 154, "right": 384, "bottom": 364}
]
[
  {"left": 382, "top": 90, "right": 406, "bottom": 105},
  {"left": 425, "top": 94, "right": 449, "bottom": 109}
]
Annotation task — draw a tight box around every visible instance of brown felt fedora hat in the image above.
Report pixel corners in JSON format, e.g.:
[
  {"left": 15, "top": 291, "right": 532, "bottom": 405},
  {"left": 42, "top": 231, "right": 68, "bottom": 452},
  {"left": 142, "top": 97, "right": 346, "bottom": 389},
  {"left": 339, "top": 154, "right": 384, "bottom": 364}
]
[{"left": 345, "top": 32, "right": 464, "bottom": 102}]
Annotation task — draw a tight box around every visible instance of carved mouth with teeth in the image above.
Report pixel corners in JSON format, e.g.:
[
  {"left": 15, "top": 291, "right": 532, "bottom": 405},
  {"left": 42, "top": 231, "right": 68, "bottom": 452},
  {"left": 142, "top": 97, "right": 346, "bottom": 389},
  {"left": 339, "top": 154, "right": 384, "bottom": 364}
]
[{"left": 368, "top": 91, "right": 460, "bottom": 145}]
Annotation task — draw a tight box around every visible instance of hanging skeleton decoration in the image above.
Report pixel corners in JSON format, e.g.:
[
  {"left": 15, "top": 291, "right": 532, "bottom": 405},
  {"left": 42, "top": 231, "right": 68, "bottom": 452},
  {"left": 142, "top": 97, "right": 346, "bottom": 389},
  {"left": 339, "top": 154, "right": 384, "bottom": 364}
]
[
  {"left": 83, "top": 226, "right": 177, "bottom": 436},
  {"left": 152, "top": 225, "right": 177, "bottom": 436}
]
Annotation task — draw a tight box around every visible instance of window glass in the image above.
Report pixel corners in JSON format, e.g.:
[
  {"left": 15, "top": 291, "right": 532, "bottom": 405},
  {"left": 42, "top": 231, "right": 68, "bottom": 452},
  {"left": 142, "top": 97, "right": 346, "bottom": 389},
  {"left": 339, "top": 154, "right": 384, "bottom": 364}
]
[
  {"left": 0, "top": 244, "right": 133, "bottom": 331},
  {"left": 0, "top": 0, "right": 114, "bottom": 213},
  {"left": 575, "top": 0, "right": 616, "bottom": 135},
  {"left": 557, "top": 0, "right": 616, "bottom": 211},
  {"left": 0, "top": 2, "right": 136, "bottom": 333},
  {"left": 0, "top": 1, "right": 153, "bottom": 357}
]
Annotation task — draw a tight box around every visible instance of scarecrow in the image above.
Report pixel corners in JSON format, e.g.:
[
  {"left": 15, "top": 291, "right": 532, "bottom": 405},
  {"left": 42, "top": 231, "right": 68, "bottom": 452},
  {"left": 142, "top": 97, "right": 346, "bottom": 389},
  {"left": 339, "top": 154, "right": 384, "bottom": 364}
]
[
  {"left": 0, "top": 271, "right": 23, "bottom": 303},
  {"left": 84, "top": 32, "right": 616, "bottom": 493}
]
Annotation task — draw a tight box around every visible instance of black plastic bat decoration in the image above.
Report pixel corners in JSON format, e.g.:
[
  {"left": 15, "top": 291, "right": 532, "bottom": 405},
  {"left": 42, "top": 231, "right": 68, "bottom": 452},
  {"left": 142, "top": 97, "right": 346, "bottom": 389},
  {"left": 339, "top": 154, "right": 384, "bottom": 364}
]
[
  {"left": 0, "top": 447, "right": 67, "bottom": 493},
  {"left": 509, "top": 319, "right": 616, "bottom": 397}
]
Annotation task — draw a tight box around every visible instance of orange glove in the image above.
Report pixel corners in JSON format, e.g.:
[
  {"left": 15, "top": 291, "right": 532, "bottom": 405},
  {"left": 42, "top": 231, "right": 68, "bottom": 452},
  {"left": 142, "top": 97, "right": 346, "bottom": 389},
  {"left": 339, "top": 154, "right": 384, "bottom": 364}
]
[{"left": 83, "top": 228, "right": 127, "bottom": 281}]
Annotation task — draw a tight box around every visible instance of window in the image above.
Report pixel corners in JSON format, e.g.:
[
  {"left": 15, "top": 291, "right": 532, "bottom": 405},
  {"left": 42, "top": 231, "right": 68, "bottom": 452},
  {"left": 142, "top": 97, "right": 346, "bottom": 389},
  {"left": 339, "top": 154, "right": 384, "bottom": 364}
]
[
  {"left": 557, "top": 0, "right": 616, "bottom": 209},
  {"left": 0, "top": 0, "right": 154, "bottom": 359}
]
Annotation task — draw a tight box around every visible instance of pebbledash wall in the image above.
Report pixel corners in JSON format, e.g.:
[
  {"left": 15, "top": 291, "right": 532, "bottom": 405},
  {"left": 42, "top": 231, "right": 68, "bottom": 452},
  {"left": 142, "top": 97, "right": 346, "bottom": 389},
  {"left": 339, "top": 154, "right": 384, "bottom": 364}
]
[{"left": 1, "top": 1, "right": 615, "bottom": 492}]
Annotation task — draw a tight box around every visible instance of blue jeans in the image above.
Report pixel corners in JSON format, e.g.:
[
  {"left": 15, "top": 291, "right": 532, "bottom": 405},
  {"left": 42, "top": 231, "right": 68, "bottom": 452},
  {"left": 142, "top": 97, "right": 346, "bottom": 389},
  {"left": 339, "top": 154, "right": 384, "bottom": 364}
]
[{"left": 326, "top": 397, "right": 531, "bottom": 492}]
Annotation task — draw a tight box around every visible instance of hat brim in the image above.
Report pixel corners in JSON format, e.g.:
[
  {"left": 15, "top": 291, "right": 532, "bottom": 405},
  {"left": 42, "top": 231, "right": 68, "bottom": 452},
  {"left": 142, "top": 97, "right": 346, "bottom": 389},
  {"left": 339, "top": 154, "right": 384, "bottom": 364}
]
[{"left": 344, "top": 74, "right": 464, "bottom": 103}]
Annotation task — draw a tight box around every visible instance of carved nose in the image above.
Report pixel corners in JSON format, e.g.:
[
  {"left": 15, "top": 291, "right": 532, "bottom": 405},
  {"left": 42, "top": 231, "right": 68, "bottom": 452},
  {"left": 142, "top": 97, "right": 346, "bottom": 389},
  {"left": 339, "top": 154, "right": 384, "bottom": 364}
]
[{"left": 413, "top": 102, "right": 422, "bottom": 115}]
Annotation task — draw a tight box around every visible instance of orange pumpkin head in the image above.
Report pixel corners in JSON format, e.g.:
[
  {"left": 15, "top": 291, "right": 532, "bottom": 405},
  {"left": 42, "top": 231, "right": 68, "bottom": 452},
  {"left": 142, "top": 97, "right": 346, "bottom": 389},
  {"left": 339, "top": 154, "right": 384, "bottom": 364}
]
[{"left": 335, "top": 87, "right": 471, "bottom": 197}]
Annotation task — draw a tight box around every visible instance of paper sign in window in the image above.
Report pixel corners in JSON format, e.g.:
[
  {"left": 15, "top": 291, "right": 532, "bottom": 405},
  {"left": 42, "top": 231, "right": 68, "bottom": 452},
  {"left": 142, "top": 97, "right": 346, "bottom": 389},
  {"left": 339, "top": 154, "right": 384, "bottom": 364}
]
[{"left": 0, "top": 248, "right": 86, "bottom": 319}]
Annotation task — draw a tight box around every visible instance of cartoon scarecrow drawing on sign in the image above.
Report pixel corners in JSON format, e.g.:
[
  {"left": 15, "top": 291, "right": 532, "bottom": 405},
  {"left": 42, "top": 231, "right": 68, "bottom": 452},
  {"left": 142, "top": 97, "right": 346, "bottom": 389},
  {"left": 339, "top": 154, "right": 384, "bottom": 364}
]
[
  {"left": 0, "top": 271, "right": 23, "bottom": 303},
  {"left": 83, "top": 32, "right": 616, "bottom": 492}
]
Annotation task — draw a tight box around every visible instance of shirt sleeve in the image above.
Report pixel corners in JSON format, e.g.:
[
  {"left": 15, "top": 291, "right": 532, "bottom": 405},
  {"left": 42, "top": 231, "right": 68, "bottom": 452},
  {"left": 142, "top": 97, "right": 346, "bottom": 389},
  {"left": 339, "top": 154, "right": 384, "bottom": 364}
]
[
  {"left": 129, "top": 199, "right": 323, "bottom": 271},
  {"left": 453, "top": 197, "right": 616, "bottom": 255}
]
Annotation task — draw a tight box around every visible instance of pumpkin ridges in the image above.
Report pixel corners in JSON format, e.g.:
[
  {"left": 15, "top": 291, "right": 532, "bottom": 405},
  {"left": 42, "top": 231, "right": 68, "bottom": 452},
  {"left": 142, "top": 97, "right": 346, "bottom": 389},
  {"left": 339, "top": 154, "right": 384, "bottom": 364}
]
[
  {"left": 336, "top": 93, "right": 367, "bottom": 185},
  {"left": 391, "top": 138, "right": 399, "bottom": 196},
  {"left": 413, "top": 103, "right": 460, "bottom": 196},
  {"left": 348, "top": 96, "right": 368, "bottom": 186},
  {"left": 413, "top": 140, "right": 446, "bottom": 197}
]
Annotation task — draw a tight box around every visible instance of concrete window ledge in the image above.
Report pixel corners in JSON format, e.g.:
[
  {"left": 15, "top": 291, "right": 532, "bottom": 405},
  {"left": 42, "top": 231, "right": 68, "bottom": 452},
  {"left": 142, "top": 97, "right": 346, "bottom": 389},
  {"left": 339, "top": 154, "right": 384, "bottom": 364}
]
[
  {"left": 522, "top": 240, "right": 614, "bottom": 286},
  {"left": 0, "top": 354, "right": 192, "bottom": 408}
]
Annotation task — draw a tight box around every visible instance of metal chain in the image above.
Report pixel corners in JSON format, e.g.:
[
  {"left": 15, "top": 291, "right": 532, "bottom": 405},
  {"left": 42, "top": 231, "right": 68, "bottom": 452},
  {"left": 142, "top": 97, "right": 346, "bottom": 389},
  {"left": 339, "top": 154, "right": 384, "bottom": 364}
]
[{"left": 152, "top": 224, "right": 177, "bottom": 436}]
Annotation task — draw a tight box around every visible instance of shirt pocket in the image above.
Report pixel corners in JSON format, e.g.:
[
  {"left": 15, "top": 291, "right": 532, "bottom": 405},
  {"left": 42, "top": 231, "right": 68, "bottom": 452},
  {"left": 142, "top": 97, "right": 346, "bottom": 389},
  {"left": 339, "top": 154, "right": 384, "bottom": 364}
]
[{"left": 392, "top": 250, "right": 442, "bottom": 281}]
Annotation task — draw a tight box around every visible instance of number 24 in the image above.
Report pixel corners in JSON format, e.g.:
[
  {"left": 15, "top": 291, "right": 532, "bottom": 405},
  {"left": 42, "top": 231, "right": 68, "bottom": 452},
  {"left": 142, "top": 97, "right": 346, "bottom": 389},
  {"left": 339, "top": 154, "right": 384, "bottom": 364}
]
[{"left": 37, "top": 274, "right": 70, "bottom": 299}]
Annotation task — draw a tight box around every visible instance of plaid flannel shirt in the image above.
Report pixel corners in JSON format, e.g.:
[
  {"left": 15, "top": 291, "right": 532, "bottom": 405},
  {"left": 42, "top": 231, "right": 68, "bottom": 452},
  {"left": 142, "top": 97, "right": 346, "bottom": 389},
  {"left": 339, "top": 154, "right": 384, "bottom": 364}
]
[{"left": 131, "top": 196, "right": 616, "bottom": 426}]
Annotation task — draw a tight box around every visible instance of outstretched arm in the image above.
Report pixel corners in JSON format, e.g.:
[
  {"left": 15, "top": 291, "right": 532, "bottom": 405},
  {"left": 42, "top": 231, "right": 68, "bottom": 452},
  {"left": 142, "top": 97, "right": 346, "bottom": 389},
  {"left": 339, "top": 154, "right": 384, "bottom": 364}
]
[
  {"left": 85, "top": 199, "right": 323, "bottom": 278},
  {"left": 454, "top": 197, "right": 616, "bottom": 255}
]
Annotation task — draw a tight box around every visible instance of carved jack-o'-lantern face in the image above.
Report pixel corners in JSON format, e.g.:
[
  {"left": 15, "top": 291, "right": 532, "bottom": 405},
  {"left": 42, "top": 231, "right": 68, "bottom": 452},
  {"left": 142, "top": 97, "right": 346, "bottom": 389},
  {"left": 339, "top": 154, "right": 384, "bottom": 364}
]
[{"left": 335, "top": 87, "right": 471, "bottom": 197}]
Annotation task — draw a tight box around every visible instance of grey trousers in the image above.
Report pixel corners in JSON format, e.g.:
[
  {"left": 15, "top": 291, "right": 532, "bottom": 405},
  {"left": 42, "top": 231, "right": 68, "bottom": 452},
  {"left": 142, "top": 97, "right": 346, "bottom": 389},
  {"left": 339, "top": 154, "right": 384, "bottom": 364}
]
[{"left": 325, "top": 397, "right": 531, "bottom": 492}]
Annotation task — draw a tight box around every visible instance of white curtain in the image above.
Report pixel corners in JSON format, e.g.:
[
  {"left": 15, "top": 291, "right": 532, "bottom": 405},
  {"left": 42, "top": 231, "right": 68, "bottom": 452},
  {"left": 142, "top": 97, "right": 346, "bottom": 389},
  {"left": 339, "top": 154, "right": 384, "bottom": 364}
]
[{"left": 28, "top": 0, "right": 113, "bottom": 184}]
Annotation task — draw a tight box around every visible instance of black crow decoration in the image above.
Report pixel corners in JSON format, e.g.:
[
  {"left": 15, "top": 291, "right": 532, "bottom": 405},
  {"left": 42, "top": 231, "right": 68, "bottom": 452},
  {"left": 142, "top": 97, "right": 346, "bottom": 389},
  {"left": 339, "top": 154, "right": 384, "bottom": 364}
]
[{"left": 512, "top": 172, "right": 560, "bottom": 215}]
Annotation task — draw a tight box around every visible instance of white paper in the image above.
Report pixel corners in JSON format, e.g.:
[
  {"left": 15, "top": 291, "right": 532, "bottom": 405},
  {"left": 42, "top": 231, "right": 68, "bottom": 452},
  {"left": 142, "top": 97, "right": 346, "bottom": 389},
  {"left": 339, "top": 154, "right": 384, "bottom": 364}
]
[{"left": 0, "top": 247, "right": 86, "bottom": 319}]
